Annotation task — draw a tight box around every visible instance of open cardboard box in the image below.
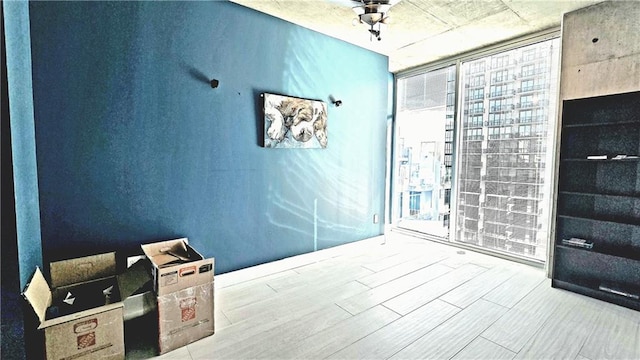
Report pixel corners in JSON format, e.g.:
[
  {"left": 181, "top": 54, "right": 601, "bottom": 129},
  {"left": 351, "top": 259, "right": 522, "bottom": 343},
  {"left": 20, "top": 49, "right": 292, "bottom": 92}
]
[
  {"left": 22, "top": 252, "right": 149, "bottom": 360},
  {"left": 157, "top": 281, "right": 215, "bottom": 354},
  {"left": 141, "top": 238, "right": 214, "bottom": 296}
]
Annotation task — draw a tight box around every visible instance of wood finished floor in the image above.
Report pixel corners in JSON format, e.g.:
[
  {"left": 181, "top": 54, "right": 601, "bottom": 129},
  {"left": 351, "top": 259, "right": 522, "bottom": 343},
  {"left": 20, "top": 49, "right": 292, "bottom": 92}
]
[{"left": 137, "top": 232, "right": 640, "bottom": 360}]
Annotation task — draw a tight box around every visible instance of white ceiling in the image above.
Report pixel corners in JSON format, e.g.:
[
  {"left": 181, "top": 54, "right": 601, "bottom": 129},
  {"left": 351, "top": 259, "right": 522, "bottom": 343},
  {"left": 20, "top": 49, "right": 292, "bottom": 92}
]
[{"left": 230, "top": 0, "right": 604, "bottom": 73}]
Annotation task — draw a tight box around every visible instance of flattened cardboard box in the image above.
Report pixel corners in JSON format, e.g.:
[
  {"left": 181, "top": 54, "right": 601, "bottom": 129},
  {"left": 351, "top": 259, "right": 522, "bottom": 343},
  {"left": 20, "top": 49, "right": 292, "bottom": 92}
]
[
  {"left": 141, "top": 238, "right": 214, "bottom": 296},
  {"left": 157, "top": 282, "right": 215, "bottom": 354},
  {"left": 23, "top": 253, "right": 149, "bottom": 360}
]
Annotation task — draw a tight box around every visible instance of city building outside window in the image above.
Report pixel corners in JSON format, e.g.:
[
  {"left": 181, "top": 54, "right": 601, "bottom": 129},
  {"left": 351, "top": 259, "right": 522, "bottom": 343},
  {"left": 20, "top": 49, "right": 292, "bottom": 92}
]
[
  {"left": 392, "top": 34, "right": 559, "bottom": 264},
  {"left": 393, "top": 66, "right": 456, "bottom": 239}
]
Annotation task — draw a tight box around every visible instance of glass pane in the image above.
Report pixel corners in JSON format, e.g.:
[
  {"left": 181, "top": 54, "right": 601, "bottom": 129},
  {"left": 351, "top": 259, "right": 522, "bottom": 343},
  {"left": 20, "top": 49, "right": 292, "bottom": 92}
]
[
  {"left": 392, "top": 66, "right": 456, "bottom": 238},
  {"left": 454, "top": 38, "right": 560, "bottom": 262}
]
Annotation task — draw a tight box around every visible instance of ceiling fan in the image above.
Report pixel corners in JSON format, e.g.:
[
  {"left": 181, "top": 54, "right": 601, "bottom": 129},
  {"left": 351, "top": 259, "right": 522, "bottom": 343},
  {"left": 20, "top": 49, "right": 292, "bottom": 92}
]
[{"left": 349, "top": 0, "right": 402, "bottom": 41}]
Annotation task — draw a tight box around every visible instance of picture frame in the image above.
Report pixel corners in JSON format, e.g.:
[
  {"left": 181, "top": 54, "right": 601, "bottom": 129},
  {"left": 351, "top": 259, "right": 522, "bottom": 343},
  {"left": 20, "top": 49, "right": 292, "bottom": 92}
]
[{"left": 262, "top": 93, "right": 328, "bottom": 148}]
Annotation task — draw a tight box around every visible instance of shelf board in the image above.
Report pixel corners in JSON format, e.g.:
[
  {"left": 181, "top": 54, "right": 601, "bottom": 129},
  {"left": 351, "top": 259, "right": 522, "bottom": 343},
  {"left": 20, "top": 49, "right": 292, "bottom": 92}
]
[
  {"left": 557, "top": 214, "right": 640, "bottom": 227},
  {"left": 552, "top": 279, "right": 640, "bottom": 311},
  {"left": 563, "top": 120, "right": 640, "bottom": 128},
  {"left": 558, "top": 191, "right": 640, "bottom": 199},
  {"left": 558, "top": 188, "right": 640, "bottom": 198},
  {"left": 555, "top": 244, "right": 640, "bottom": 261},
  {"left": 560, "top": 157, "right": 640, "bottom": 162},
  {"left": 557, "top": 91, "right": 640, "bottom": 312}
]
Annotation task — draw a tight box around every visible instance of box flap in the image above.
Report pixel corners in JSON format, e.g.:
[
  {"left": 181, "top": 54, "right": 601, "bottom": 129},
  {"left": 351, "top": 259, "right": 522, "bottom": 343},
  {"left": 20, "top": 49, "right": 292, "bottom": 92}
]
[
  {"left": 117, "top": 259, "right": 152, "bottom": 299},
  {"left": 152, "top": 253, "right": 183, "bottom": 267},
  {"left": 50, "top": 252, "right": 117, "bottom": 288},
  {"left": 142, "top": 238, "right": 199, "bottom": 267},
  {"left": 22, "top": 267, "right": 52, "bottom": 324}
]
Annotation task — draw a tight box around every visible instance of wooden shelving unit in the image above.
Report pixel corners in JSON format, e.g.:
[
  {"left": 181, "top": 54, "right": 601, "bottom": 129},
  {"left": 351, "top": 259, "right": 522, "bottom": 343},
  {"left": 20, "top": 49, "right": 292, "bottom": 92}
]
[{"left": 552, "top": 90, "right": 640, "bottom": 311}]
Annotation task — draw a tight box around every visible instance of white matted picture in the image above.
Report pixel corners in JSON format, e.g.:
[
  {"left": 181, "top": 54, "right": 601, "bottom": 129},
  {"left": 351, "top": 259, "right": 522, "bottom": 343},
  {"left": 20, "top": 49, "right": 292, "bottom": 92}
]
[{"left": 263, "top": 93, "right": 327, "bottom": 148}]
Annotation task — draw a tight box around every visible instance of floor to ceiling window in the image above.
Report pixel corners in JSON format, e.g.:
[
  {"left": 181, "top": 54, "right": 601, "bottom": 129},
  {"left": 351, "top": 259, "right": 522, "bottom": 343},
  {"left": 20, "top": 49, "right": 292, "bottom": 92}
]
[
  {"left": 392, "top": 34, "right": 560, "bottom": 263},
  {"left": 392, "top": 66, "right": 455, "bottom": 239},
  {"left": 455, "top": 38, "right": 560, "bottom": 262}
]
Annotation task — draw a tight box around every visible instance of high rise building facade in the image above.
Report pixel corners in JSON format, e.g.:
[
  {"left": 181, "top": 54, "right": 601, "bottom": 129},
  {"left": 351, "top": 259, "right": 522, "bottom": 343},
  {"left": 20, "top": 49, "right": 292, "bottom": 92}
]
[{"left": 454, "top": 39, "right": 560, "bottom": 261}]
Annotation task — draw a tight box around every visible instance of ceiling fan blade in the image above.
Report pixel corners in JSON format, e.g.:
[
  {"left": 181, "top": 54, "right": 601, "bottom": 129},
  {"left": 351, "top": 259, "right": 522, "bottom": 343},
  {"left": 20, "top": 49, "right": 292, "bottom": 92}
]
[
  {"left": 325, "top": 0, "right": 363, "bottom": 7},
  {"left": 327, "top": 0, "right": 401, "bottom": 9}
]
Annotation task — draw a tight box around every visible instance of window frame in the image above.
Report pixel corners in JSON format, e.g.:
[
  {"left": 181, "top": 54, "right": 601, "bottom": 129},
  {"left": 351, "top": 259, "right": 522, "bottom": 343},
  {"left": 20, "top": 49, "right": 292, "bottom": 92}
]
[{"left": 391, "top": 27, "right": 561, "bottom": 269}]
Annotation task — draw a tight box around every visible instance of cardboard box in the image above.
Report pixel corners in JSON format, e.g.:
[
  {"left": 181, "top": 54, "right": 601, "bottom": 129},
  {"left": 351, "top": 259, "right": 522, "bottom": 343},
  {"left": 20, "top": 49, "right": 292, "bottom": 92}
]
[
  {"left": 157, "top": 282, "right": 215, "bottom": 354},
  {"left": 121, "top": 259, "right": 155, "bottom": 321},
  {"left": 22, "top": 253, "right": 148, "bottom": 360},
  {"left": 141, "top": 238, "right": 214, "bottom": 296}
]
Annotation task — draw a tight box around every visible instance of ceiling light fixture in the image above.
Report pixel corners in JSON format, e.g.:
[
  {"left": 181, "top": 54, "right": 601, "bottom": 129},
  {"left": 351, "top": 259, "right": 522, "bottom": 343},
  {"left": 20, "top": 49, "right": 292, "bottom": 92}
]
[{"left": 351, "top": 0, "right": 401, "bottom": 41}]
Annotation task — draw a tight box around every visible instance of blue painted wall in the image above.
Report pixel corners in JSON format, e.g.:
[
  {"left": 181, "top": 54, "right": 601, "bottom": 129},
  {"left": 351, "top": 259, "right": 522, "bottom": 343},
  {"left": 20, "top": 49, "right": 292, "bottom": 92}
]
[
  {"left": 28, "top": 1, "right": 390, "bottom": 274},
  {"left": 4, "top": 0, "right": 43, "bottom": 289}
]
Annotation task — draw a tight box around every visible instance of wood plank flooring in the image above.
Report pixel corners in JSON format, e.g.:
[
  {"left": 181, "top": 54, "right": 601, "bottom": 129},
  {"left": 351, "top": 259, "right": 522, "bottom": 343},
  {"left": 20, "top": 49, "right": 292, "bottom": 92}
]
[{"left": 133, "top": 232, "right": 640, "bottom": 360}]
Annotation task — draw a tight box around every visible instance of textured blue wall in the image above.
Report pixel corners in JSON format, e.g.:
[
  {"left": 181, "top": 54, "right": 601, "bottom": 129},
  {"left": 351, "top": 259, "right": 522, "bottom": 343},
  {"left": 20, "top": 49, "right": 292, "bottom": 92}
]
[
  {"left": 29, "top": 1, "right": 390, "bottom": 274},
  {"left": 4, "top": 0, "right": 43, "bottom": 289}
]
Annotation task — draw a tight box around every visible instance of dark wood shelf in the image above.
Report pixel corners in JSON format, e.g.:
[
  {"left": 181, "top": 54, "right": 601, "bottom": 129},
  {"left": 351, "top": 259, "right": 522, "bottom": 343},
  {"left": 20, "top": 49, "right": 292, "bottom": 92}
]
[
  {"left": 554, "top": 91, "right": 640, "bottom": 310},
  {"left": 557, "top": 192, "right": 640, "bottom": 225},
  {"left": 560, "top": 157, "right": 640, "bottom": 162},
  {"left": 557, "top": 160, "right": 639, "bottom": 197},
  {"left": 555, "top": 244, "right": 640, "bottom": 262},
  {"left": 553, "top": 245, "right": 640, "bottom": 286},
  {"left": 557, "top": 187, "right": 639, "bottom": 198},
  {"left": 559, "top": 190, "right": 638, "bottom": 198},
  {"left": 552, "top": 279, "right": 640, "bottom": 311},
  {"left": 563, "top": 120, "right": 640, "bottom": 128},
  {"left": 557, "top": 214, "right": 640, "bottom": 228}
]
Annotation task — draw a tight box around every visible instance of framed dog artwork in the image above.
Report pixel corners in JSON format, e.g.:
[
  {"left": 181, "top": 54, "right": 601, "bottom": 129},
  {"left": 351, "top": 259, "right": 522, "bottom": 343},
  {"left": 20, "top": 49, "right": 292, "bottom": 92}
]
[{"left": 262, "top": 93, "right": 327, "bottom": 149}]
